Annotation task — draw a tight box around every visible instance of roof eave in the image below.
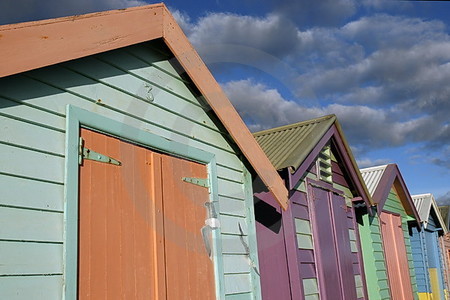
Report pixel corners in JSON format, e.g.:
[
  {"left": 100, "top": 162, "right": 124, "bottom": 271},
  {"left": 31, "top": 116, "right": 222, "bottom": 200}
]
[
  {"left": 373, "top": 164, "right": 421, "bottom": 226},
  {"left": 0, "top": 3, "right": 289, "bottom": 209}
]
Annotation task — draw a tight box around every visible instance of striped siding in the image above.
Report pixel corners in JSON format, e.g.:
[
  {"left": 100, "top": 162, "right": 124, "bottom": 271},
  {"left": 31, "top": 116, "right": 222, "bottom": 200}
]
[
  {"left": 359, "top": 209, "right": 391, "bottom": 299},
  {"left": 0, "top": 42, "right": 258, "bottom": 298},
  {"left": 385, "top": 187, "right": 419, "bottom": 299}
]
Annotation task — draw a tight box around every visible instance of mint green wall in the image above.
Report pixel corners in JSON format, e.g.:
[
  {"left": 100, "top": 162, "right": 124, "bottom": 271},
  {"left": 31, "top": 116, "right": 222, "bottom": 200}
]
[
  {"left": 359, "top": 209, "right": 391, "bottom": 300},
  {"left": 0, "top": 42, "right": 260, "bottom": 299},
  {"left": 359, "top": 187, "right": 419, "bottom": 300}
]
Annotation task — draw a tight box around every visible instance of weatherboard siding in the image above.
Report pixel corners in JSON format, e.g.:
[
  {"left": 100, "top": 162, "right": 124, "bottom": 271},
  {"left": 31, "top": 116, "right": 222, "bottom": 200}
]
[
  {"left": 292, "top": 147, "right": 366, "bottom": 299},
  {"left": 384, "top": 187, "right": 419, "bottom": 299},
  {"left": 0, "top": 42, "right": 259, "bottom": 299},
  {"left": 358, "top": 209, "right": 392, "bottom": 300}
]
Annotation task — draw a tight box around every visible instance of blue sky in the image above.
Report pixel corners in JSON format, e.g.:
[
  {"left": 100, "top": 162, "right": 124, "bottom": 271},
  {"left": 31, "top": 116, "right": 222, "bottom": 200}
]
[{"left": 1, "top": 0, "right": 450, "bottom": 203}]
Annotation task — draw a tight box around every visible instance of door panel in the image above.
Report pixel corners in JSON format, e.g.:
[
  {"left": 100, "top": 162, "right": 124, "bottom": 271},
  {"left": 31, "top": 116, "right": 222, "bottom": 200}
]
[
  {"left": 161, "top": 154, "right": 215, "bottom": 300},
  {"left": 308, "top": 184, "right": 357, "bottom": 299},
  {"left": 380, "top": 212, "right": 414, "bottom": 300},
  {"left": 329, "top": 192, "right": 358, "bottom": 300},
  {"left": 78, "top": 128, "right": 215, "bottom": 299}
]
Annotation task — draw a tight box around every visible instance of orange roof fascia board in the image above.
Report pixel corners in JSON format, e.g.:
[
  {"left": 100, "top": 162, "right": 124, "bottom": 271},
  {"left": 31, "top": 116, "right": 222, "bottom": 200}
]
[
  {"left": 162, "top": 7, "right": 288, "bottom": 209},
  {"left": 0, "top": 3, "right": 289, "bottom": 209},
  {"left": 0, "top": 4, "right": 165, "bottom": 78}
]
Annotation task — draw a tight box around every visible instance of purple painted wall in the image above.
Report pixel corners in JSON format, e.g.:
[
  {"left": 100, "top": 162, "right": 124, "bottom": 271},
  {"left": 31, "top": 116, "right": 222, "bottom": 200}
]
[{"left": 254, "top": 133, "right": 368, "bottom": 300}]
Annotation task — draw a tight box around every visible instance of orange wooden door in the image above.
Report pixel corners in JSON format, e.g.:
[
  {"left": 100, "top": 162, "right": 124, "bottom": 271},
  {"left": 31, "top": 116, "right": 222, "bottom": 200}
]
[
  {"left": 161, "top": 154, "right": 215, "bottom": 300},
  {"left": 380, "top": 212, "right": 414, "bottom": 300},
  {"left": 78, "top": 128, "right": 215, "bottom": 299}
]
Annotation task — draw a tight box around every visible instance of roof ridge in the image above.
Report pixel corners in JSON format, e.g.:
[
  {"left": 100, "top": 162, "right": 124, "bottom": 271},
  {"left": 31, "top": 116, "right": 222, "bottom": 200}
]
[
  {"left": 253, "top": 114, "right": 336, "bottom": 137},
  {"left": 360, "top": 164, "right": 388, "bottom": 173}
]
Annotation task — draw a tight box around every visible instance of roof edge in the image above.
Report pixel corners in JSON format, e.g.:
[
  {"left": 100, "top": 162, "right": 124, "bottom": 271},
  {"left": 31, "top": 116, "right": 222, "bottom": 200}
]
[
  {"left": 374, "top": 164, "right": 421, "bottom": 224},
  {"left": 0, "top": 4, "right": 165, "bottom": 78},
  {"left": 0, "top": 4, "right": 289, "bottom": 209},
  {"left": 162, "top": 5, "right": 289, "bottom": 209}
]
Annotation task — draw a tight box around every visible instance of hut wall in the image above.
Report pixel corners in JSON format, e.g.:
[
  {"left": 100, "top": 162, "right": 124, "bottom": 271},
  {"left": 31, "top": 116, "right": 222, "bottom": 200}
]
[
  {"left": 411, "top": 226, "right": 432, "bottom": 299},
  {"left": 383, "top": 187, "right": 419, "bottom": 299},
  {"left": 291, "top": 146, "right": 366, "bottom": 299},
  {"left": 358, "top": 208, "right": 392, "bottom": 300},
  {"left": 0, "top": 41, "right": 260, "bottom": 299}
]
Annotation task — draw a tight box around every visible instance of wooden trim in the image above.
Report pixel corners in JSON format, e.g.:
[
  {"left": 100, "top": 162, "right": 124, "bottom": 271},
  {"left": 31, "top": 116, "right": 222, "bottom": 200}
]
[
  {"left": 0, "top": 3, "right": 289, "bottom": 210},
  {"left": 373, "top": 164, "right": 421, "bottom": 225},
  {"left": 64, "top": 105, "right": 223, "bottom": 299},
  {"left": 290, "top": 129, "right": 334, "bottom": 190},
  {"left": 282, "top": 191, "right": 304, "bottom": 299},
  {"left": 0, "top": 4, "right": 165, "bottom": 78},
  {"left": 289, "top": 124, "right": 372, "bottom": 211},
  {"left": 161, "top": 6, "right": 288, "bottom": 209}
]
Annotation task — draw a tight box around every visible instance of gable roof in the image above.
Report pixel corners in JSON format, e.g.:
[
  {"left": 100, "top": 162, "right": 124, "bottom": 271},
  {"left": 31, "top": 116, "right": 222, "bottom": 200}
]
[
  {"left": 360, "top": 164, "right": 420, "bottom": 223},
  {"left": 254, "top": 114, "right": 373, "bottom": 207},
  {"left": 412, "top": 193, "right": 448, "bottom": 233},
  {"left": 254, "top": 115, "right": 336, "bottom": 171},
  {"left": 0, "top": 3, "right": 289, "bottom": 209}
]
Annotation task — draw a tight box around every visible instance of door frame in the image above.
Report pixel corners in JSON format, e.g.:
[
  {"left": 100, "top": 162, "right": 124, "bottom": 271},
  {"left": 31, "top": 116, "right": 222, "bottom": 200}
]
[{"left": 63, "top": 105, "right": 224, "bottom": 299}]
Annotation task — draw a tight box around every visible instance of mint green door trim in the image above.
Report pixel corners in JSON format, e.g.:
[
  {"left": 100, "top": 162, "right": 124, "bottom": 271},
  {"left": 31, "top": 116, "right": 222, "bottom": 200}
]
[{"left": 64, "top": 105, "right": 224, "bottom": 299}]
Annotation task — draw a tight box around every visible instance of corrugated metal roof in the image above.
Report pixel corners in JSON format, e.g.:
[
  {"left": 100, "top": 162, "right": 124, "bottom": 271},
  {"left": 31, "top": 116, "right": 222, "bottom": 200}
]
[
  {"left": 253, "top": 115, "right": 336, "bottom": 171},
  {"left": 359, "top": 165, "right": 388, "bottom": 196},
  {"left": 412, "top": 193, "right": 448, "bottom": 232}
]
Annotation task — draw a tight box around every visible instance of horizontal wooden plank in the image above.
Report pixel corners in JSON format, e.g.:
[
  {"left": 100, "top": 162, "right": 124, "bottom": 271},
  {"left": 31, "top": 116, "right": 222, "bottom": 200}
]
[
  {"left": 221, "top": 234, "right": 248, "bottom": 255},
  {"left": 299, "top": 263, "right": 316, "bottom": 279},
  {"left": 298, "top": 249, "right": 314, "bottom": 263},
  {"left": 0, "top": 275, "right": 63, "bottom": 299},
  {"left": 224, "top": 273, "right": 252, "bottom": 295},
  {"left": 303, "top": 278, "right": 319, "bottom": 295},
  {"left": 0, "top": 242, "right": 63, "bottom": 275},
  {"left": 220, "top": 215, "right": 248, "bottom": 235},
  {"left": 0, "top": 144, "right": 64, "bottom": 183},
  {"left": 0, "top": 97, "right": 64, "bottom": 130},
  {"left": 126, "top": 43, "right": 181, "bottom": 78},
  {"left": 291, "top": 203, "right": 309, "bottom": 220},
  {"left": 0, "top": 174, "right": 63, "bottom": 211},
  {"left": 223, "top": 255, "right": 251, "bottom": 274},
  {"left": 0, "top": 115, "right": 65, "bottom": 156},
  {"left": 220, "top": 198, "right": 246, "bottom": 218},
  {"left": 216, "top": 165, "right": 244, "bottom": 184},
  {"left": 297, "top": 233, "right": 313, "bottom": 250},
  {"left": 224, "top": 292, "right": 252, "bottom": 300},
  {"left": 0, "top": 207, "right": 63, "bottom": 242},
  {"left": 217, "top": 179, "right": 246, "bottom": 201},
  {"left": 295, "top": 218, "right": 312, "bottom": 234}
]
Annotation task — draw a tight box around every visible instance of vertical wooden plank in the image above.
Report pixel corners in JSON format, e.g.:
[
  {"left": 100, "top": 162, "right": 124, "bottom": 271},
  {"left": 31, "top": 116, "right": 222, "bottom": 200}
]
[
  {"left": 380, "top": 212, "right": 414, "bottom": 300},
  {"left": 161, "top": 154, "right": 215, "bottom": 299},
  {"left": 78, "top": 128, "right": 165, "bottom": 299},
  {"left": 254, "top": 191, "right": 291, "bottom": 299},
  {"left": 329, "top": 192, "right": 358, "bottom": 300},
  {"left": 308, "top": 185, "right": 342, "bottom": 299}
]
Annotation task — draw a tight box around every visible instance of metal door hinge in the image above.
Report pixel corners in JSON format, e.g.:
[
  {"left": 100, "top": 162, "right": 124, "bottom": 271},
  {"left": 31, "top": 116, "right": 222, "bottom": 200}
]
[
  {"left": 78, "top": 137, "right": 121, "bottom": 166},
  {"left": 182, "top": 177, "right": 209, "bottom": 189}
]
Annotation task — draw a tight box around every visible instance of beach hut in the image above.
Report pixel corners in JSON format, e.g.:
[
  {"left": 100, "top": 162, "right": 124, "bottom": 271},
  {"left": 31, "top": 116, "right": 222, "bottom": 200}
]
[
  {"left": 411, "top": 193, "right": 448, "bottom": 300},
  {"left": 252, "top": 115, "right": 372, "bottom": 300},
  {"left": 0, "top": 4, "right": 289, "bottom": 299},
  {"left": 360, "top": 164, "right": 421, "bottom": 300},
  {"left": 439, "top": 205, "right": 450, "bottom": 299}
]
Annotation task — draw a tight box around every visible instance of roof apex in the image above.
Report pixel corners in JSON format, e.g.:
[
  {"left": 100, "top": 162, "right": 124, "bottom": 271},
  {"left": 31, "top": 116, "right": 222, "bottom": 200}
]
[{"left": 0, "top": 3, "right": 289, "bottom": 209}]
